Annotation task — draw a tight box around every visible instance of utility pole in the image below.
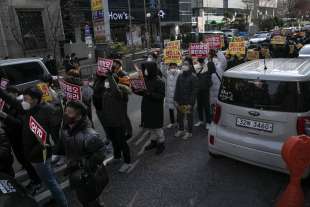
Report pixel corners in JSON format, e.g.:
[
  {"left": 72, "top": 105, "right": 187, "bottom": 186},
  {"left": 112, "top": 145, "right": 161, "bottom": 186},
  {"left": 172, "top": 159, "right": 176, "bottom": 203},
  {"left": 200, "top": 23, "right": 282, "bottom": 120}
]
[
  {"left": 102, "top": 0, "right": 111, "bottom": 42},
  {"left": 157, "top": 0, "right": 163, "bottom": 51},
  {"left": 128, "top": 0, "right": 134, "bottom": 47}
]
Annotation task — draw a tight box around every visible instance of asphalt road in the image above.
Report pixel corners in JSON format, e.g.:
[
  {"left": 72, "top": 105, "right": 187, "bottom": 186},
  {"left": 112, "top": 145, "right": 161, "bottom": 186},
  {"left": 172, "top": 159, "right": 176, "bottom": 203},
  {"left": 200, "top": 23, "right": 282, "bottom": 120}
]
[{"left": 62, "top": 94, "right": 310, "bottom": 207}]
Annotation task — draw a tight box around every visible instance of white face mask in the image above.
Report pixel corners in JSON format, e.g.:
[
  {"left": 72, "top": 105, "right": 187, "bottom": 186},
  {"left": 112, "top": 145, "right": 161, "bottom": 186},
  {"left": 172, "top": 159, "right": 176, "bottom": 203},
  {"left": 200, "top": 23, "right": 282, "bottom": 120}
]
[
  {"left": 169, "top": 69, "right": 177, "bottom": 73},
  {"left": 144, "top": 70, "right": 149, "bottom": 76},
  {"left": 181, "top": 65, "right": 190, "bottom": 71},
  {"left": 21, "top": 101, "right": 31, "bottom": 111},
  {"left": 147, "top": 57, "right": 153, "bottom": 62}
]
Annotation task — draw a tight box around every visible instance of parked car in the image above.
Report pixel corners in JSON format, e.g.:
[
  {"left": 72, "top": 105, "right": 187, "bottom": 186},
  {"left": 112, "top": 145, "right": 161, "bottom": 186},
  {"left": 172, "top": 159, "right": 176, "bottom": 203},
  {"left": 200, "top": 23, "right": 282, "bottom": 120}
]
[
  {"left": 222, "top": 29, "right": 239, "bottom": 37},
  {"left": 0, "top": 58, "right": 53, "bottom": 90},
  {"left": 298, "top": 44, "right": 310, "bottom": 58},
  {"left": 249, "top": 32, "right": 271, "bottom": 44},
  {"left": 208, "top": 58, "right": 310, "bottom": 175}
]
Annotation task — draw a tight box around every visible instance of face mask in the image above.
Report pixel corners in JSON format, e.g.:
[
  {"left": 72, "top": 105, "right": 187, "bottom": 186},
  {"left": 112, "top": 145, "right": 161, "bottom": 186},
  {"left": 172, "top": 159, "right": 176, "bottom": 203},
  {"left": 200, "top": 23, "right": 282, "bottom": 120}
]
[
  {"left": 147, "top": 57, "right": 153, "bottom": 62},
  {"left": 21, "top": 101, "right": 31, "bottom": 110},
  {"left": 144, "top": 70, "right": 149, "bottom": 76},
  {"left": 169, "top": 69, "right": 177, "bottom": 73},
  {"left": 181, "top": 66, "right": 190, "bottom": 71}
]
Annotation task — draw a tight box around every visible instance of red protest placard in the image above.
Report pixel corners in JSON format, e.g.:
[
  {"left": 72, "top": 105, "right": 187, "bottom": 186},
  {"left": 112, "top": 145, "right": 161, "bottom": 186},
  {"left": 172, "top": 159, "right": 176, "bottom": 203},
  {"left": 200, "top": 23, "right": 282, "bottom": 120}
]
[
  {"left": 97, "top": 58, "right": 113, "bottom": 76},
  {"left": 0, "top": 79, "right": 9, "bottom": 111},
  {"left": 59, "top": 79, "right": 82, "bottom": 101},
  {"left": 29, "top": 116, "right": 47, "bottom": 145},
  {"left": 204, "top": 35, "right": 221, "bottom": 49},
  {"left": 129, "top": 78, "right": 147, "bottom": 92},
  {"left": 189, "top": 43, "right": 209, "bottom": 58}
]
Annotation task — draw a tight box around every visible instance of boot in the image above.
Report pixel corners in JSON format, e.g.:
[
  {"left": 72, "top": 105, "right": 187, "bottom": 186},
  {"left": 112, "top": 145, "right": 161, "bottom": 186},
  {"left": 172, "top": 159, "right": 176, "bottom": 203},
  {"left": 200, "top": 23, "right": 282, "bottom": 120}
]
[
  {"left": 145, "top": 140, "right": 158, "bottom": 151},
  {"left": 156, "top": 142, "right": 165, "bottom": 155}
]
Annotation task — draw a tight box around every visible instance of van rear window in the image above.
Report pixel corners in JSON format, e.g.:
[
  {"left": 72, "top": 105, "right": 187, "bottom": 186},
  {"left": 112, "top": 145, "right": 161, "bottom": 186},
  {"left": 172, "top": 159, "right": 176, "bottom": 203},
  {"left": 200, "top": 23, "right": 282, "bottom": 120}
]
[
  {"left": 0, "top": 62, "right": 44, "bottom": 85},
  {"left": 219, "top": 77, "right": 310, "bottom": 113}
]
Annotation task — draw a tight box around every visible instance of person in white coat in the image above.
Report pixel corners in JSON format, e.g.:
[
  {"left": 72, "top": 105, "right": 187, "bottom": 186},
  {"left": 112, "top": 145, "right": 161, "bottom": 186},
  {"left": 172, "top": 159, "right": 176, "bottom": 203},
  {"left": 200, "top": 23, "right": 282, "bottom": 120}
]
[
  {"left": 208, "top": 49, "right": 226, "bottom": 106},
  {"left": 164, "top": 63, "right": 181, "bottom": 128}
]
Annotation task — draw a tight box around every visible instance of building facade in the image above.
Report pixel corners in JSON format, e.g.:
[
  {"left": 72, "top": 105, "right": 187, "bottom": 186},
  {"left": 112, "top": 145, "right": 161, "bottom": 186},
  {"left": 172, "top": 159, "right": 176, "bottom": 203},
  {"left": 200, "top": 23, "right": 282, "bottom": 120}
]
[{"left": 0, "top": 0, "right": 64, "bottom": 59}]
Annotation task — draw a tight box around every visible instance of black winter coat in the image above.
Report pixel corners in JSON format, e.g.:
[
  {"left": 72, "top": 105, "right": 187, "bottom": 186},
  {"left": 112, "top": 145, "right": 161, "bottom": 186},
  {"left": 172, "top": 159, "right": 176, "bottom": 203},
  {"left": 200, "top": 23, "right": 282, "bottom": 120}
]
[
  {"left": 56, "top": 117, "right": 105, "bottom": 172},
  {"left": 196, "top": 68, "right": 212, "bottom": 91},
  {"left": 0, "top": 89, "right": 59, "bottom": 163},
  {"left": 0, "top": 127, "right": 14, "bottom": 177},
  {"left": 138, "top": 76, "right": 165, "bottom": 129},
  {"left": 174, "top": 71, "right": 198, "bottom": 105}
]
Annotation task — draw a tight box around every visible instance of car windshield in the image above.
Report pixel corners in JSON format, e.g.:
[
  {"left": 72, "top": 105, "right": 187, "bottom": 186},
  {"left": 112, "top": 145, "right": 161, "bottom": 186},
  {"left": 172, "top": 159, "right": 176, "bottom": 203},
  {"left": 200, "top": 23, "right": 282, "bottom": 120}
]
[
  {"left": 254, "top": 33, "right": 268, "bottom": 38},
  {"left": 219, "top": 77, "right": 310, "bottom": 112}
]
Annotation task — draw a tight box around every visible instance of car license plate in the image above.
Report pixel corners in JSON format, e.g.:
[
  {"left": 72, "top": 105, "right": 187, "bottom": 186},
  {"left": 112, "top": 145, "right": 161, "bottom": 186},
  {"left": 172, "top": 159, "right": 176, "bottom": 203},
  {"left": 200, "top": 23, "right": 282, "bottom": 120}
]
[{"left": 236, "top": 118, "right": 273, "bottom": 132}]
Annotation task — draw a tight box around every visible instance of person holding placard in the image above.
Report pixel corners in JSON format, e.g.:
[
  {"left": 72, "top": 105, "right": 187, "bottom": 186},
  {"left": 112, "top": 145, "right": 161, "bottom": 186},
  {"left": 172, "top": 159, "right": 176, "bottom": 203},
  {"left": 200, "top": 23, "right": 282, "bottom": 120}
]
[
  {"left": 0, "top": 87, "right": 68, "bottom": 207},
  {"left": 136, "top": 61, "right": 166, "bottom": 155}
]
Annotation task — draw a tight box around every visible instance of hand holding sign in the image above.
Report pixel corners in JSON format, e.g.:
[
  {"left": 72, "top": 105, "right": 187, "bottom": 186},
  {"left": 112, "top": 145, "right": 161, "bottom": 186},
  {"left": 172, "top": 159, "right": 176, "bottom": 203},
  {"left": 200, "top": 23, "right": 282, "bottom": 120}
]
[{"left": 97, "top": 58, "right": 113, "bottom": 77}]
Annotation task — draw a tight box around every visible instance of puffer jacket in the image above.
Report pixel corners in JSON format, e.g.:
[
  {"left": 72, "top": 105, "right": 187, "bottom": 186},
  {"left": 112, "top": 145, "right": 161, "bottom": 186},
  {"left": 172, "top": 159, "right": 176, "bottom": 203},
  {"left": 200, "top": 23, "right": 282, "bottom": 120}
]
[
  {"left": 99, "top": 74, "right": 131, "bottom": 128},
  {"left": 174, "top": 70, "right": 198, "bottom": 106},
  {"left": 196, "top": 65, "right": 212, "bottom": 91},
  {"left": 56, "top": 117, "right": 105, "bottom": 172},
  {"left": 0, "top": 127, "right": 14, "bottom": 176},
  {"left": 165, "top": 69, "right": 181, "bottom": 109}
]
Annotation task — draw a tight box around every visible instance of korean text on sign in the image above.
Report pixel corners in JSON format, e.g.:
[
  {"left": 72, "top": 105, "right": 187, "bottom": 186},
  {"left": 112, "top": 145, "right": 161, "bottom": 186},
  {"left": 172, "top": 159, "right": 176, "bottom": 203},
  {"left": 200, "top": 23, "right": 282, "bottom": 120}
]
[
  {"left": 29, "top": 116, "right": 47, "bottom": 145},
  {"left": 130, "top": 78, "right": 147, "bottom": 92},
  {"left": 164, "top": 49, "right": 182, "bottom": 65},
  {"left": 247, "top": 50, "right": 259, "bottom": 61},
  {"left": 189, "top": 43, "right": 209, "bottom": 58},
  {"left": 228, "top": 41, "right": 246, "bottom": 55},
  {"left": 0, "top": 79, "right": 9, "bottom": 111},
  {"left": 97, "top": 58, "right": 113, "bottom": 77},
  {"left": 165, "top": 40, "right": 181, "bottom": 50},
  {"left": 204, "top": 35, "right": 221, "bottom": 49},
  {"left": 271, "top": 36, "right": 286, "bottom": 45},
  {"left": 59, "top": 80, "right": 82, "bottom": 101}
]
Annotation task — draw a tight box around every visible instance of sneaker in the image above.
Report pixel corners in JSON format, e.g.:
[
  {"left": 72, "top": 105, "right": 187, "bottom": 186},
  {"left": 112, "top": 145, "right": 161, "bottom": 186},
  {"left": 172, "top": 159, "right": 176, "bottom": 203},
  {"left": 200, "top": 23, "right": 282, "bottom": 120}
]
[
  {"left": 107, "top": 157, "right": 122, "bottom": 165},
  {"left": 194, "top": 121, "right": 203, "bottom": 127},
  {"left": 156, "top": 143, "right": 165, "bottom": 155},
  {"left": 145, "top": 140, "right": 158, "bottom": 151},
  {"left": 26, "top": 181, "right": 41, "bottom": 196},
  {"left": 51, "top": 155, "right": 60, "bottom": 164},
  {"left": 182, "top": 132, "right": 192, "bottom": 140},
  {"left": 174, "top": 130, "right": 184, "bottom": 138},
  {"left": 166, "top": 123, "right": 174, "bottom": 129},
  {"left": 206, "top": 123, "right": 211, "bottom": 130},
  {"left": 55, "top": 157, "right": 66, "bottom": 167},
  {"left": 118, "top": 163, "right": 132, "bottom": 173}
]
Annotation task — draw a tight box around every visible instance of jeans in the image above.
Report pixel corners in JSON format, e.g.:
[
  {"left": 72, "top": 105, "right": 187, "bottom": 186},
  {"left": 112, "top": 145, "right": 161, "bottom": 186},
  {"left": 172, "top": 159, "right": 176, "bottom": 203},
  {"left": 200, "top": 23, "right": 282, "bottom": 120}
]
[
  {"left": 197, "top": 90, "right": 211, "bottom": 124},
  {"left": 32, "top": 160, "right": 68, "bottom": 207},
  {"left": 104, "top": 127, "right": 131, "bottom": 164},
  {"left": 177, "top": 108, "right": 194, "bottom": 133},
  {"left": 147, "top": 128, "right": 165, "bottom": 143}
]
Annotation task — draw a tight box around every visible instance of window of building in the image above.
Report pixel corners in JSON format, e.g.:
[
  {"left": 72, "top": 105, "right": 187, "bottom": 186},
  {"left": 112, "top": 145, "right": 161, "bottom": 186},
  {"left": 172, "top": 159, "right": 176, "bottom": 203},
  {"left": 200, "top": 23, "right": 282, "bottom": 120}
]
[{"left": 16, "top": 10, "right": 47, "bottom": 50}]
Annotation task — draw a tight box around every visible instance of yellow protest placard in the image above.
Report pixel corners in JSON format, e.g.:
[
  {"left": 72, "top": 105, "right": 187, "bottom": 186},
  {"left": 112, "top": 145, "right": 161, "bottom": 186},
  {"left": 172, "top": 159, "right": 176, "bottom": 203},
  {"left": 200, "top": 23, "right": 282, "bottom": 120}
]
[
  {"left": 91, "top": 0, "right": 103, "bottom": 11},
  {"left": 228, "top": 41, "right": 246, "bottom": 55},
  {"left": 233, "top": 37, "right": 245, "bottom": 42},
  {"left": 166, "top": 40, "right": 181, "bottom": 50},
  {"left": 164, "top": 49, "right": 182, "bottom": 65},
  {"left": 261, "top": 48, "right": 270, "bottom": 58},
  {"left": 36, "top": 83, "right": 53, "bottom": 102},
  {"left": 247, "top": 50, "right": 259, "bottom": 61},
  {"left": 271, "top": 36, "right": 286, "bottom": 45}
]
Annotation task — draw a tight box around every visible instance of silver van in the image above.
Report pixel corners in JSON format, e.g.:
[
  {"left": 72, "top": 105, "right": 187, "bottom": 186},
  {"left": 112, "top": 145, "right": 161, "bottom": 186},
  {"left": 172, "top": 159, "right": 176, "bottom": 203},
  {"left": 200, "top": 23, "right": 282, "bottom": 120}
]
[{"left": 208, "top": 59, "right": 310, "bottom": 174}]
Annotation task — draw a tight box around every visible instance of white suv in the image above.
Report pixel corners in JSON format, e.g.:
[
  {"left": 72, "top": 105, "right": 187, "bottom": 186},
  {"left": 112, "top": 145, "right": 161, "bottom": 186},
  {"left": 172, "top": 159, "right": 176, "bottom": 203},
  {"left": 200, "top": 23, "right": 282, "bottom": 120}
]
[{"left": 208, "top": 58, "right": 310, "bottom": 174}]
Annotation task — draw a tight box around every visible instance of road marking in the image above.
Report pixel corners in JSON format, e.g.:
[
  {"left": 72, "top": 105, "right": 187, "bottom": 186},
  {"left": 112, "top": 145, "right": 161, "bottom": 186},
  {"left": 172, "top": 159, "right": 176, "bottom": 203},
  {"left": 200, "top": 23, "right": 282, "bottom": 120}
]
[
  {"left": 137, "top": 139, "right": 151, "bottom": 156},
  {"left": 127, "top": 191, "right": 139, "bottom": 207},
  {"left": 127, "top": 159, "right": 140, "bottom": 174},
  {"left": 135, "top": 130, "right": 150, "bottom": 146}
]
